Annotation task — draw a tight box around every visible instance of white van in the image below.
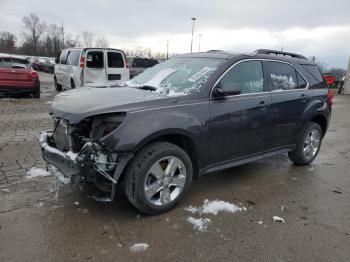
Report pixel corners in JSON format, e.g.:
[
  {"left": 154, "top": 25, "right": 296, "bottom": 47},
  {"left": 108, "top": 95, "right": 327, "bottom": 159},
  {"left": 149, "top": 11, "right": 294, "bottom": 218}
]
[{"left": 54, "top": 48, "right": 129, "bottom": 91}]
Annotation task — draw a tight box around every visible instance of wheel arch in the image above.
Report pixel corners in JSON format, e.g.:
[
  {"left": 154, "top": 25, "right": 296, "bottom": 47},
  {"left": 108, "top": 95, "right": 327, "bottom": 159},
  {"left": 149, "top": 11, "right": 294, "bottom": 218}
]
[
  {"left": 119, "top": 130, "right": 200, "bottom": 181},
  {"left": 309, "top": 114, "right": 328, "bottom": 137}
]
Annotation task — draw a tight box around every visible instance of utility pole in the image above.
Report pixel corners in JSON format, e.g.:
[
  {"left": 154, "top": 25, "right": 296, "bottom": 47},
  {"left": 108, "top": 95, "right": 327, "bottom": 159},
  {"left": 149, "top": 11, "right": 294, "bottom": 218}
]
[
  {"left": 167, "top": 40, "right": 169, "bottom": 59},
  {"left": 61, "top": 21, "right": 65, "bottom": 48},
  {"left": 198, "top": 34, "right": 202, "bottom": 52},
  {"left": 190, "top": 17, "right": 197, "bottom": 53}
]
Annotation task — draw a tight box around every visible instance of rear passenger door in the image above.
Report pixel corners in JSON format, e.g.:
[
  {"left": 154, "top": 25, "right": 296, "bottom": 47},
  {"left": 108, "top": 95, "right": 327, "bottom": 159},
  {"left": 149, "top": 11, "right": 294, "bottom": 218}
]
[{"left": 265, "top": 61, "right": 311, "bottom": 148}]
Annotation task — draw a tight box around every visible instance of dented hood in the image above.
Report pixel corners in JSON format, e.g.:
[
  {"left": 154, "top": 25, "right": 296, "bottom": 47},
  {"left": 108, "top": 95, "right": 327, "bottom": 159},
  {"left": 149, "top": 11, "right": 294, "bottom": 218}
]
[{"left": 52, "top": 87, "right": 171, "bottom": 123}]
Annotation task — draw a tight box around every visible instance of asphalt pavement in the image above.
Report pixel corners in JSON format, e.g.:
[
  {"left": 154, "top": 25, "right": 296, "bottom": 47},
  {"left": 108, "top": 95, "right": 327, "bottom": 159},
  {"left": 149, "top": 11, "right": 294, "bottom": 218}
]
[{"left": 0, "top": 73, "right": 349, "bottom": 262}]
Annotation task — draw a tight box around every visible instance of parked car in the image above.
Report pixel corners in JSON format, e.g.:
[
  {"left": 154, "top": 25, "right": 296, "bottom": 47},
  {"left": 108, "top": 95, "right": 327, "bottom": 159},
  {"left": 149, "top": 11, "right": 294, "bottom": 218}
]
[
  {"left": 43, "top": 58, "right": 55, "bottom": 74},
  {"left": 40, "top": 49, "right": 332, "bottom": 214},
  {"left": 127, "top": 56, "right": 159, "bottom": 78},
  {"left": 54, "top": 48, "right": 129, "bottom": 91},
  {"left": 0, "top": 55, "right": 40, "bottom": 98}
]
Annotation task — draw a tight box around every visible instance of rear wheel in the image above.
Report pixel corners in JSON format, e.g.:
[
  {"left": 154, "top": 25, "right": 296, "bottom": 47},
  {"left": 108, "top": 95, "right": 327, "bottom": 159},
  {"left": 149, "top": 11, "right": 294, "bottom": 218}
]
[
  {"left": 54, "top": 76, "right": 62, "bottom": 91},
  {"left": 33, "top": 88, "right": 40, "bottom": 98},
  {"left": 288, "top": 122, "right": 322, "bottom": 165},
  {"left": 124, "top": 142, "right": 193, "bottom": 215}
]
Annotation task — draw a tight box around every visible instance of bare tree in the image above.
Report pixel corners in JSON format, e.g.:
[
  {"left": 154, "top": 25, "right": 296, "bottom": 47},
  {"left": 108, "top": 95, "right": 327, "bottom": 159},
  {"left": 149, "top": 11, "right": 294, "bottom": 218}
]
[
  {"left": 95, "top": 37, "right": 109, "bottom": 48},
  {"left": 22, "top": 13, "right": 46, "bottom": 55},
  {"left": 81, "top": 31, "right": 94, "bottom": 47},
  {"left": 0, "top": 32, "right": 17, "bottom": 53},
  {"left": 47, "top": 24, "right": 62, "bottom": 55}
]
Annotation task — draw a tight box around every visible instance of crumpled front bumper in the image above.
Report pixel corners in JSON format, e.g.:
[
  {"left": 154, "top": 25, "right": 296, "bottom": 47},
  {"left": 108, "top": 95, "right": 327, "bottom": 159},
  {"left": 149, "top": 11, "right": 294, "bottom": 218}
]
[{"left": 39, "top": 131, "right": 80, "bottom": 183}]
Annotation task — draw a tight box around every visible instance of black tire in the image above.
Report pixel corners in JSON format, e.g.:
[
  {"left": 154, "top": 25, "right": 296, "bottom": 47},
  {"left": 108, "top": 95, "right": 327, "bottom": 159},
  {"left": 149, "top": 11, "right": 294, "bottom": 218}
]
[
  {"left": 71, "top": 79, "right": 75, "bottom": 89},
  {"left": 288, "top": 122, "right": 323, "bottom": 165},
  {"left": 124, "top": 142, "right": 193, "bottom": 215},
  {"left": 54, "top": 76, "right": 62, "bottom": 91},
  {"left": 33, "top": 88, "right": 40, "bottom": 98}
]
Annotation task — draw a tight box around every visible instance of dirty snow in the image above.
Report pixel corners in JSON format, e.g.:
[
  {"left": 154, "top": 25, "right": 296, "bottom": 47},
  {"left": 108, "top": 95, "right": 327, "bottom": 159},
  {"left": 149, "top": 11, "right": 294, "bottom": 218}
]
[
  {"left": 1, "top": 188, "right": 10, "bottom": 193},
  {"left": 74, "top": 201, "right": 79, "bottom": 206},
  {"left": 187, "top": 217, "right": 211, "bottom": 231},
  {"left": 26, "top": 167, "right": 51, "bottom": 179},
  {"left": 186, "top": 199, "right": 243, "bottom": 215},
  {"left": 258, "top": 220, "right": 263, "bottom": 225},
  {"left": 272, "top": 216, "right": 285, "bottom": 223},
  {"left": 48, "top": 165, "right": 70, "bottom": 185},
  {"left": 130, "top": 243, "right": 149, "bottom": 252}
]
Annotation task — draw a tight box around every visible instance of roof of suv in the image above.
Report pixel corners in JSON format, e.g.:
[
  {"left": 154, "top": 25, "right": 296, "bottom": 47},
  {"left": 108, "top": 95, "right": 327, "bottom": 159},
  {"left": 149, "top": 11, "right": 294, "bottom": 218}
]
[{"left": 178, "top": 49, "right": 316, "bottom": 65}]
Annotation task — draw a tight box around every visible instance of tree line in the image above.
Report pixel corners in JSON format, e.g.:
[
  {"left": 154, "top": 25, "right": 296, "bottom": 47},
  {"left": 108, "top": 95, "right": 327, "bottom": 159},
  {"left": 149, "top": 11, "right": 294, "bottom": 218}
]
[{"left": 0, "top": 13, "right": 169, "bottom": 59}]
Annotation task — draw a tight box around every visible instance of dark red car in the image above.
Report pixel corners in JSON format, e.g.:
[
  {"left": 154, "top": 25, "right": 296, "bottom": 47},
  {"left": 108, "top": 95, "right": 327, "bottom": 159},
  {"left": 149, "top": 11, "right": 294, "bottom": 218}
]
[{"left": 0, "top": 55, "right": 40, "bottom": 98}]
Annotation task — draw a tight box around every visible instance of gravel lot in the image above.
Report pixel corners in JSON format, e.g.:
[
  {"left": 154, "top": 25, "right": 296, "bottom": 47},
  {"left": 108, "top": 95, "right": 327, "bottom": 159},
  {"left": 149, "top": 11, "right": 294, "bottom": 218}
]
[{"left": 0, "top": 73, "right": 349, "bottom": 261}]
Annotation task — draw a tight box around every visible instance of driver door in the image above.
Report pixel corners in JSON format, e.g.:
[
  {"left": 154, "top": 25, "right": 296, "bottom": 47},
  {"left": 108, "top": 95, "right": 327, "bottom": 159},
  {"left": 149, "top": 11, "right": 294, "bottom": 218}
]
[{"left": 209, "top": 60, "right": 271, "bottom": 164}]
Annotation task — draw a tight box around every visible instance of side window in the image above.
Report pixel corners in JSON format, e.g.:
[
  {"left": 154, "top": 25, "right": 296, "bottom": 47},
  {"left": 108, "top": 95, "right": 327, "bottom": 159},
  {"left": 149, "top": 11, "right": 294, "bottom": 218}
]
[
  {"left": 296, "top": 72, "right": 307, "bottom": 89},
  {"left": 86, "top": 51, "right": 104, "bottom": 68},
  {"left": 66, "top": 50, "right": 81, "bottom": 66},
  {"left": 133, "top": 58, "right": 146, "bottom": 68},
  {"left": 220, "top": 60, "right": 264, "bottom": 94},
  {"left": 0, "top": 57, "right": 12, "bottom": 68},
  {"left": 301, "top": 64, "right": 324, "bottom": 83},
  {"left": 107, "top": 52, "right": 124, "bottom": 68},
  {"left": 60, "top": 50, "right": 68, "bottom": 65},
  {"left": 267, "top": 62, "right": 297, "bottom": 91}
]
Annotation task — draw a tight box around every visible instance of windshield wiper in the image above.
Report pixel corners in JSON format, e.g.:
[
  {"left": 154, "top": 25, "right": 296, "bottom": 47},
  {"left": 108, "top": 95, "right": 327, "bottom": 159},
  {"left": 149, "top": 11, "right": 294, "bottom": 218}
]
[{"left": 137, "top": 85, "right": 157, "bottom": 91}]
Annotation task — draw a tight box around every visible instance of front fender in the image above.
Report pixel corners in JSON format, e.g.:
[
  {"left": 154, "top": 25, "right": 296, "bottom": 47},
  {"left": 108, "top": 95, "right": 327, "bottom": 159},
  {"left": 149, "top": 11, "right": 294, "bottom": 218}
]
[{"left": 100, "top": 101, "right": 210, "bottom": 166}]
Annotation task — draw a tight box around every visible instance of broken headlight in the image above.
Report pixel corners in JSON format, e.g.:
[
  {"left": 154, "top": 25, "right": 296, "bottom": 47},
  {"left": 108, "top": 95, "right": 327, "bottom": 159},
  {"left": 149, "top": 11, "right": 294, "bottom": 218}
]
[{"left": 90, "top": 112, "right": 126, "bottom": 139}]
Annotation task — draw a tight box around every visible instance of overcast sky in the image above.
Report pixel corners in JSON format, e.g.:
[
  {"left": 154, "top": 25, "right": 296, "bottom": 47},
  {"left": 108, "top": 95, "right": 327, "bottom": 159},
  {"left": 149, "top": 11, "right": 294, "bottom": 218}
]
[{"left": 1, "top": 0, "right": 350, "bottom": 68}]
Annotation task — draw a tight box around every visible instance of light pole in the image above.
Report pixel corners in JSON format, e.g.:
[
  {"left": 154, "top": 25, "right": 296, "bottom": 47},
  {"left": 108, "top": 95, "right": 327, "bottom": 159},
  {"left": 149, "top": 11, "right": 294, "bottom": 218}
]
[
  {"left": 190, "top": 17, "right": 197, "bottom": 53},
  {"left": 166, "top": 40, "right": 169, "bottom": 59},
  {"left": 198, "top": 34, "right": 202, "bottom": 52}
]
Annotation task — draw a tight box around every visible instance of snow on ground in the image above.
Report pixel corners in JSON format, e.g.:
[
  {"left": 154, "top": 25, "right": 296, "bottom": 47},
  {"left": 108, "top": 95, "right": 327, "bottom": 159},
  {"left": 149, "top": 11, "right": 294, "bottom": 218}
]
[
  {"left": 185, "top": 199, "right": 244, "bottom": 215},
  {"left": 272, "top": 216, "right": 285, "bottom": 223},
  {"left": 185, "top": 199, "right": 246, "bottom": 231},
  {"left": 130, "top": 243, "right": 149, "bottom": 252},
  {"left": 186, "top": 217, "right": 211, "bottom": 232},
  {"left": 26, "top": 167, "right": 51, "bottom": 179}
]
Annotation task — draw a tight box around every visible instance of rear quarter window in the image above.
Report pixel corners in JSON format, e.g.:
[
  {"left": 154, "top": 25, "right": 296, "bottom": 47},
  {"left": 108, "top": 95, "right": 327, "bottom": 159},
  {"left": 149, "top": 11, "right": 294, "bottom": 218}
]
[
  {"left": 66, "top": 50, "right": 81, "bottom": 66},
  {"left": 0, "top": 57, "right": 12, "bottom": 68},
  {"left": 301, "top": 64, "right": 324, "bottom": 83}
]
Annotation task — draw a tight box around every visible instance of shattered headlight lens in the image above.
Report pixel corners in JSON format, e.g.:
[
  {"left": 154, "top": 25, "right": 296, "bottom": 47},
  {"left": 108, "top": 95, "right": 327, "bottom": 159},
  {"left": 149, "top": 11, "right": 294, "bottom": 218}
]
[{"left": 90, "top": 112, "right": 126, "bottom": 139}]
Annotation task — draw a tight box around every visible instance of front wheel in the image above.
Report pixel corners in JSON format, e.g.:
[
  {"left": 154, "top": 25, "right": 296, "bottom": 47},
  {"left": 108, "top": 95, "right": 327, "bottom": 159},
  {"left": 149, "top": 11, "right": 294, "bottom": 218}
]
[
  {"left": 124, "top": 142, "right": 193, "bottom": 215},
  {"left": 288, "top": 122, "right": 323, "bottom": 165},
  {"left": 54, "top": 76, "right": 62, "bottom": 91}
]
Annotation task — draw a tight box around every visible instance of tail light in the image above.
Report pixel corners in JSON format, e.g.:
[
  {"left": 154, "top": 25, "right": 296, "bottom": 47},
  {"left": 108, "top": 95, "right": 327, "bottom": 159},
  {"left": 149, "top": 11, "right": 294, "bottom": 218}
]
[
  {"left": 31, "top": 70, "right": 39, "bottom": 81},
  {"left": 79, "top": 56, "right": 85, "bottom": 68},
  {"left": 125, "top": 58, "right": 128, "bottom": 68},
  {"left": 327, "top": 89, "right": 334, "bottom": 107}
]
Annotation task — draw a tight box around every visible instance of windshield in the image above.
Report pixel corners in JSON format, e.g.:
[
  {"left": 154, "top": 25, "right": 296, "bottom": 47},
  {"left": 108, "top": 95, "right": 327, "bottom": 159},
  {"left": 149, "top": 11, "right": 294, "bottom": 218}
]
[{"left": 126, "top": 57, "right": 225, "bottom": 96}]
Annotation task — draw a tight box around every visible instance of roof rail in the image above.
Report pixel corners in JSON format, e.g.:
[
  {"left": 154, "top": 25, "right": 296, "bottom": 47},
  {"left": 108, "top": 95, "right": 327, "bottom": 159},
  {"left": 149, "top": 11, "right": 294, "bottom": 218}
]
[{"left": 255, "top": 49, "right": 307, "bottom": 60}]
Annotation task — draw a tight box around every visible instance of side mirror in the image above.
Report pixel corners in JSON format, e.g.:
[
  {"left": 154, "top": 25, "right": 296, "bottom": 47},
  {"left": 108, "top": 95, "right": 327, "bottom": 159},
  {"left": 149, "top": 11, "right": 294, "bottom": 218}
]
[{"left": 214, "top": 82, "right": 242, "bottom": 97}]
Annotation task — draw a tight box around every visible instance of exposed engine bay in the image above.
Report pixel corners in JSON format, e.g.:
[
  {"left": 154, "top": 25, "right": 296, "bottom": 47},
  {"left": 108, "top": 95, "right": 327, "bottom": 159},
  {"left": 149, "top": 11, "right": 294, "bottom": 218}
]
[{"left": 40, "top": 112, "right": 130, "bottom": 202}]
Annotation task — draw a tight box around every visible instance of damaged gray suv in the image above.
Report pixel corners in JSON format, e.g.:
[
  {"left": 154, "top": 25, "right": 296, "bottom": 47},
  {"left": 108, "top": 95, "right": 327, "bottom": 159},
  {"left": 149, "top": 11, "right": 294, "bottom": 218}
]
[{"left": 40, "top": 49, "right": 332, "bottom": 214}]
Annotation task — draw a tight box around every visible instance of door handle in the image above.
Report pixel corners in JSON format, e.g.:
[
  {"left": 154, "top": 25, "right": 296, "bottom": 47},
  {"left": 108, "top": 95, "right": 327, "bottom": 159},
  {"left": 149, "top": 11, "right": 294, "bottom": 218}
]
[
  {"left": 258, "top": 100, "right": 266, "bottom": 107},
  {"left": 300, "top": 94, "right": 310, "bottom": 100}
]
